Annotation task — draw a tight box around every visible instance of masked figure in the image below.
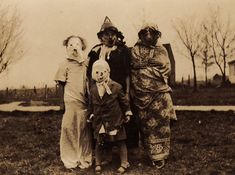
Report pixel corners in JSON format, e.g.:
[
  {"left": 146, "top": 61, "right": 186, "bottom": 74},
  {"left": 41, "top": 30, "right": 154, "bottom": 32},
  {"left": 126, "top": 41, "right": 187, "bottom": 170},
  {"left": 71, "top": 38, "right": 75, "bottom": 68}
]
[
  {"left": 88, "top": 60, "right": 132, "bottom": 174},
  {"left": 54, "top": 36, "right": 92, "bottom": 170},
  {"left": 130, "top": 24, "right": 177, "bottom": 168},
  {"left": 87, "top": 16, "right": 139, "bottom": 149}
]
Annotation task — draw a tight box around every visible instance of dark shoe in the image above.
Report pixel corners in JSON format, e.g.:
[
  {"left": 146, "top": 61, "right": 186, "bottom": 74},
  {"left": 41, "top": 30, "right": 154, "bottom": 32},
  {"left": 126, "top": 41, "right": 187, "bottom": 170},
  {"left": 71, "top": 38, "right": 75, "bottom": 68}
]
[{"left": 152, "top": 160, "right": 165, "bottom": 169}]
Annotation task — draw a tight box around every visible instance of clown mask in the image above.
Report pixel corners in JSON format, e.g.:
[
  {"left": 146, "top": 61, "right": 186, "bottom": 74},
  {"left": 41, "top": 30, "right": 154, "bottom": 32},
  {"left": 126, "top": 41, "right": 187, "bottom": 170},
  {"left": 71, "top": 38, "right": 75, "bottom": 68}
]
[{"left": 92, "top": 60, "right": 110, "bottom": 83}]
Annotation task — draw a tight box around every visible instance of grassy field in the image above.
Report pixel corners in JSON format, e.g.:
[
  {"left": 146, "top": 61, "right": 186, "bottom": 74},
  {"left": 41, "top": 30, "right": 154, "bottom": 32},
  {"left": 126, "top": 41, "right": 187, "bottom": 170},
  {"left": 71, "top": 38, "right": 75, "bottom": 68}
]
[
  {"left": 172, "top": 87, "right": 235, "bottom": 105},
  {"left": 0, "top": 111, "right": 235, "bottom": 175},
  {"left": 1, "top": 86, "right": 235, "bottom": 106}
]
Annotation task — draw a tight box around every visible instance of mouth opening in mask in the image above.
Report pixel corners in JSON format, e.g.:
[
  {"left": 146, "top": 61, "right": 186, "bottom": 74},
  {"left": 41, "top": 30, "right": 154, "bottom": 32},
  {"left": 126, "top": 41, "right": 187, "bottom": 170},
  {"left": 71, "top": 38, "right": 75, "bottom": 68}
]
[
  {"left": 106, "top": 40, "right": 115, "bottom": 47},
  {"left": 98, "top": 77, "right": 104, "bottom": 82},
  {"left": 72, "top": 51, "right": 78, "bottom": 57}
]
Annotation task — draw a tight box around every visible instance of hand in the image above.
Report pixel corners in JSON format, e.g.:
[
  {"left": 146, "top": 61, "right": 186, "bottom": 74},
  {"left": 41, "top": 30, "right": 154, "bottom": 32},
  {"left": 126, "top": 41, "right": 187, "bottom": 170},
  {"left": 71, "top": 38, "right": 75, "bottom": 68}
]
[{"left": 124, "top": 115, "right": 131, "bottom": 123}]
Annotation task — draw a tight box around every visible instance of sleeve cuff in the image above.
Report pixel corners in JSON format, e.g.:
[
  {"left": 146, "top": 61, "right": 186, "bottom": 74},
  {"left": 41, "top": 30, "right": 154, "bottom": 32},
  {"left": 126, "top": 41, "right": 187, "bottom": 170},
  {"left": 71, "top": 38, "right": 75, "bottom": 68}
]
[{"left": 125, "top": 111, "right": 133, "bottom": 116}]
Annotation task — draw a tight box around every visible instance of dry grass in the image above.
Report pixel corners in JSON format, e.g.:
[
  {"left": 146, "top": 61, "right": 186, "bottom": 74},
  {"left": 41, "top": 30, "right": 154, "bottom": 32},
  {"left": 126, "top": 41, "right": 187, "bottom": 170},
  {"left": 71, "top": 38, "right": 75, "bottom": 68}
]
[
  {"left": 172, "top": 87, "right": 235, "bottom": 105},
  {"left": 0, "top": 111, "right": 235, "bottom": 175}
]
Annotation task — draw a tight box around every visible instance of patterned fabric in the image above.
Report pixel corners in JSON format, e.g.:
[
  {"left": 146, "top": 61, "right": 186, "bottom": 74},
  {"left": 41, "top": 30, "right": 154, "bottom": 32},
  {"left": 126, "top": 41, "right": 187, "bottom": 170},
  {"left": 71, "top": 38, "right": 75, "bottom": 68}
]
[
  {"left": 138, "top": 93, "right": 176, "bottom": 161},
  {"left": 130, "top": 43, "right": 177, "bottom": 161},
  {"left": 131, "top": 44, "right": 171, "bottom": 94}
]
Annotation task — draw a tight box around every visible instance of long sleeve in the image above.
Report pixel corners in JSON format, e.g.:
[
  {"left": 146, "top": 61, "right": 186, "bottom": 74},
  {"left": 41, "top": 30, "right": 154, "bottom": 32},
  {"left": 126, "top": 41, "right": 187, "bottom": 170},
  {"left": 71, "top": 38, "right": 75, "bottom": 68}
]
[{"left": 117, "top": 86, "right": 131, "bottom": 116}]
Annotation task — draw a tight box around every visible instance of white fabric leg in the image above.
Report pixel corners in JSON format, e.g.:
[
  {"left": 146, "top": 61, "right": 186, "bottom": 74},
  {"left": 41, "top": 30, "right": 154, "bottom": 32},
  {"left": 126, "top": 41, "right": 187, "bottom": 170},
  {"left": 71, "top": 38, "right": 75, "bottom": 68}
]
[{"left": 60, "top": 101, "right": 92, "bottom": 169}]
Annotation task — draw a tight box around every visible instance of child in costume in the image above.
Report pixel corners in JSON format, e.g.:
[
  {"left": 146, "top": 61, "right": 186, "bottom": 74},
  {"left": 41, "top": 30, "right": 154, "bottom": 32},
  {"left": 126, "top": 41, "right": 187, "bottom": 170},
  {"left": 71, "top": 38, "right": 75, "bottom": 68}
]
[
  {"left": 54, "top": 35, "right": 92, "bottom": 170},
  {"left": 88, "top": 59, "right": 132, "bottom": 174}
]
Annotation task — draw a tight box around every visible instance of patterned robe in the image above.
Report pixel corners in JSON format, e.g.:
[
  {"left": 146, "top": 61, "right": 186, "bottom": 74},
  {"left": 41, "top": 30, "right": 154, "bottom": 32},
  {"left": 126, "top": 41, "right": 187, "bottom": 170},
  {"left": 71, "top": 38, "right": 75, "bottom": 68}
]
[{"left": 130, "top": 43, "right": 177, "bottom": 161}]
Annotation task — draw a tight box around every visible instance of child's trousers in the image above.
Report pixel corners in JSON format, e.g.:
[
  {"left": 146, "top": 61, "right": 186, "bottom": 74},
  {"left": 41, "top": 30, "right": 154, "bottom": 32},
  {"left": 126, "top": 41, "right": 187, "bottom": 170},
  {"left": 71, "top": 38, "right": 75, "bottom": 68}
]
[
  {"left": 60, "top": 101, "right": 92, "bottom": 169},
  {"left": 95, "top": 140, "right": 129, "bottom": 168}
]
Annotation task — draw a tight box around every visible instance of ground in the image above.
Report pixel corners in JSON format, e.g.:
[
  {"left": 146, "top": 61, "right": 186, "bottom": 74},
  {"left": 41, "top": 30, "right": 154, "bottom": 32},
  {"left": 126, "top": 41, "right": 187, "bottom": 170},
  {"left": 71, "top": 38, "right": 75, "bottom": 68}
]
[
  {"left": 0, "top": 111, "right": 234, "bottom": 175},
  {"left": 171, "top": 87, "right": 235, "bottom": 105}
]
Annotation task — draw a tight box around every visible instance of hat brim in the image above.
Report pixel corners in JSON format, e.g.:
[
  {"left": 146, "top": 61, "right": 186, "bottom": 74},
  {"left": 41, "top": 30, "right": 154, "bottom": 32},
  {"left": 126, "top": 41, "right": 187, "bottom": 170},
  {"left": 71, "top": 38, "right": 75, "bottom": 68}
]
[{"left": 97, "top": 27, "right": 119, "bottom": 38}]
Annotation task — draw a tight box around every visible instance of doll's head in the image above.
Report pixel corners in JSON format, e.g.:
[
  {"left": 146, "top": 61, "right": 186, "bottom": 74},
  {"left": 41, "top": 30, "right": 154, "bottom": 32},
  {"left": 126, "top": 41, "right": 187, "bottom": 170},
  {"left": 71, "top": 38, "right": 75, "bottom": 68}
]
[
  {"left": 92, "top": 60, "right": 110, "bottom": 83},
  {"left": 63, "top": 35, "right": 86, "bottom": 60},
  {"left": 138, "top": 24, "right": 161, "bottom": 47}
]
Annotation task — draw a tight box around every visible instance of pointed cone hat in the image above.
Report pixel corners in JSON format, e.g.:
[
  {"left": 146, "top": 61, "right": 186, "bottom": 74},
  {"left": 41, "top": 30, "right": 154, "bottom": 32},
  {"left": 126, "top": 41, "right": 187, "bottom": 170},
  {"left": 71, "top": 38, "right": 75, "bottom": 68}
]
[{"left": 97, "top": 16, "right": 118, "bottom": 38}]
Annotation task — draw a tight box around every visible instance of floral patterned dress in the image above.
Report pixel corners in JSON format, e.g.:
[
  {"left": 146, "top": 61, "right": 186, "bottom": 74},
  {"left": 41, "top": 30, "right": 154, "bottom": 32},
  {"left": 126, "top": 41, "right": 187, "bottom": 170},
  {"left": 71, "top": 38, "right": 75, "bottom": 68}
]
[{"left": 130, "top": 43, "right": 177, "bottom": 161}]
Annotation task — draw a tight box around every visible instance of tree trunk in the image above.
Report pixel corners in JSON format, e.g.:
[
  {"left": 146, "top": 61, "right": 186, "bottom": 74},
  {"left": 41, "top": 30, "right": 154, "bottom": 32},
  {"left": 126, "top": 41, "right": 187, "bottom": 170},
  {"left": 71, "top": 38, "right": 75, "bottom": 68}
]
[
  {"left": 205, "top": 65, "right": 208, "bottom": 87},
  {"left": 222, "top": 55, "right": 226, "bottom": 85},
  {"left": 192, "top": 55, "right": 198, "bottom": 92}
]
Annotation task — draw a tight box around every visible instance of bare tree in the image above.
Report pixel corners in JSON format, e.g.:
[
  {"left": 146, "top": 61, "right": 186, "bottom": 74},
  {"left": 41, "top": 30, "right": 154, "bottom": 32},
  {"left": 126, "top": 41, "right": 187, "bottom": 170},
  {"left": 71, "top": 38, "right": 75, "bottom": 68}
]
[
  {"left": 204, "top": 8, "right": 235, "bottom": 86},
  {"left": 0, "top": 4, "right": 23, "bottom": 74},
  {"left": 198, "top": 25, "right": 214, "bottom": 87},
  {"left": 201, "top": 53, "right": 214, "bottom": 87},
  {"left": 173, "top": 17, "right": 202, "bottom": 91}
]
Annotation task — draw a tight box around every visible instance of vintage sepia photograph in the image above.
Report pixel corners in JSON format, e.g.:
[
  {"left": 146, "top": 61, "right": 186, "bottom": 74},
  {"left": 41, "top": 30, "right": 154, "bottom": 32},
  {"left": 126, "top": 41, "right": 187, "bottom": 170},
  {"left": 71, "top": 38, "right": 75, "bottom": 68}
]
[{"left": 0, "top": 0, "right": 235, "bottom": 174}]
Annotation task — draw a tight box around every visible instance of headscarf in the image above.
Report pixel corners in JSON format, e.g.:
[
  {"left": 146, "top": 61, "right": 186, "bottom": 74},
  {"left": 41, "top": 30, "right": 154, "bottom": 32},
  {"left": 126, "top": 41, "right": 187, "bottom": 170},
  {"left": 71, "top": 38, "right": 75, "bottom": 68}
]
[
  {"left": 137, "top": 23, "right": 162, "bottom": 47},
  {"left": 138, "top": 23, "right": 161, "bottom": 38}
]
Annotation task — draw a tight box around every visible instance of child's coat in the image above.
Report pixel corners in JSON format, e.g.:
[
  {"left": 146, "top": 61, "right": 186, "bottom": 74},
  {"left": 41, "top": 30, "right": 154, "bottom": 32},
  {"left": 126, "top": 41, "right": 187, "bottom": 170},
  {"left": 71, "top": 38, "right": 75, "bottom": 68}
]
[{"left": 89, "top": 80, "right": 131, "bottom": 141}]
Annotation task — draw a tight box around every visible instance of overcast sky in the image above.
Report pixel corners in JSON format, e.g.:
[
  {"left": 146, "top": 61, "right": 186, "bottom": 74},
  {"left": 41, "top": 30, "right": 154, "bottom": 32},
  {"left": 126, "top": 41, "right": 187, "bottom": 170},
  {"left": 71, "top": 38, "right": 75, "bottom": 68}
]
[{"left": 0, "top": 0, "right": 234, "bottom": 89}]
